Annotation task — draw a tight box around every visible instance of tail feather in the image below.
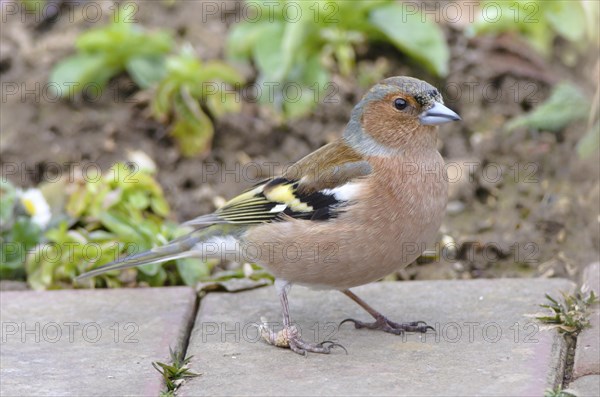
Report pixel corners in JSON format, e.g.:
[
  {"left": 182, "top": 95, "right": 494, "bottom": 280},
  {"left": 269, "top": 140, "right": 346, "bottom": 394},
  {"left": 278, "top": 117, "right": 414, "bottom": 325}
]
[{"left": 76, "top": 234, "right": 202, "bottom": 280}]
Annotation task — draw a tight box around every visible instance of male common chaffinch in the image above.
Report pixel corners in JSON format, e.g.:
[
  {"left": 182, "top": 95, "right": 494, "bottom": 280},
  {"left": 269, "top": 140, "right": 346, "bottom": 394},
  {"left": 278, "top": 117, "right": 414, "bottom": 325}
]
[{"left": 78, "top": 76, "right": 460, "bottom": 355}]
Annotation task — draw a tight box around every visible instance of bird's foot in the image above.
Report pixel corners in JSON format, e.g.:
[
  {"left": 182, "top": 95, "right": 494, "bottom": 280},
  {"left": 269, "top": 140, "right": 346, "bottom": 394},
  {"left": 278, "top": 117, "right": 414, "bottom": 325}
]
[
  {"left": 259, "top": 320, "right": 346, "bottom": 355},
  {"left": 340, "top": 315, "right": 434, "bottom": 335}
]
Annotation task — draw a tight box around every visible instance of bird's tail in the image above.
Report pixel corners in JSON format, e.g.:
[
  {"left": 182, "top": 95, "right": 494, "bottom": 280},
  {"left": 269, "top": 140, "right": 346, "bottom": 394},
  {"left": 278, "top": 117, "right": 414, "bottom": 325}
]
[{"left": 76, "top": 232, "right": 206, "bottom": 280}]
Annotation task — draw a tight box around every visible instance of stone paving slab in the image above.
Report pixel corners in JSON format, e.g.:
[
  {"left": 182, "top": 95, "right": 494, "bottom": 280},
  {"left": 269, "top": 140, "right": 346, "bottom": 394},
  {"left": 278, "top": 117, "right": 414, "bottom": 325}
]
[
  {"left": 573, "top": 262, "right": 600, "bottom": 379},
  {"left": 566, "top": 374, "right": 600, "bottom": 397},
  {"left": 0, "top": 287, "right": 197, "bottom": 396},
  {"left": 182, "top": 278, "right": 574, "bottom": 397}
]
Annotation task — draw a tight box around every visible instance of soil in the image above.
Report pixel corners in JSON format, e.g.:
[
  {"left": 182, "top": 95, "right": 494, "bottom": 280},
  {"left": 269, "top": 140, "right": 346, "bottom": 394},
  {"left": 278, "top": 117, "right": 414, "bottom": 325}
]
[{"left": 1, "top": 1, "right": 599, "bottom": 282}]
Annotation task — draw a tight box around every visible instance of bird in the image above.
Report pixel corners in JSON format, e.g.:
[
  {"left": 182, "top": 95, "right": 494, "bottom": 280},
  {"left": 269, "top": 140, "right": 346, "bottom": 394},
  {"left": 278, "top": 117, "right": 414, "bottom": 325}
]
[{"left": 77, "top": 76, "right": 460, "bottom": 355}]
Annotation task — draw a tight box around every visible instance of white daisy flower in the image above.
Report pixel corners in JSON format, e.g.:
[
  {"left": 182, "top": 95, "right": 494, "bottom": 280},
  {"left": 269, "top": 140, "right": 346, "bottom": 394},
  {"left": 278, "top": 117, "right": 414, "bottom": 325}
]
[
  {"left": 20, "top": 188, "right": 51, "bottom": 229},
  {"left": 127, "top": 150, "right": 157, "bottom": 174}
]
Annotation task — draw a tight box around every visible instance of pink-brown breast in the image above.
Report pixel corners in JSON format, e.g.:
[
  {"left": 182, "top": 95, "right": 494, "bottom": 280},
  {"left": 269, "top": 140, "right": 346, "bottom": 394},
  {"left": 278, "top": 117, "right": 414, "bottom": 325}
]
[{"left": 243, "top": 149, "right": 448, "bottom": 290}]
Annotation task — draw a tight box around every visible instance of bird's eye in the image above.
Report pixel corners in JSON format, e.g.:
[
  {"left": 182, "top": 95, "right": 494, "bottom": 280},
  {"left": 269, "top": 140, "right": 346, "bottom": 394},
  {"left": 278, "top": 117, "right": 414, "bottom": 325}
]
[{"left": 394, "top": 98, "right": 407, "bottom": 110}]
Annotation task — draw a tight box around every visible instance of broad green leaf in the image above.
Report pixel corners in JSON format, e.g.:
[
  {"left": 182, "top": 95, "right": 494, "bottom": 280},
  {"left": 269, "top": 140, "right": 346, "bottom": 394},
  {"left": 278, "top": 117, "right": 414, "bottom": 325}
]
[
  {"left": 335, "top": 43, "right": 355, "bottom": 77},
  {"left": 137, "top": 266, "right": 168, "bottom": 286},
  {"left": 523, "top": 17, "right": 553, "bottom": 57},
  {"left": 150, "top": 196, "right": 170, "bottom": 217},
  {"left": 76, "top": 26, "right": 119, "bottom": 52},
  {"left": 165, "top": 50, "right": 202, "bottom": 82},
  {"left": 279, "top": 18, "right": 308, "bottom": 82},
  {"left": 253, "top": 23, "right": 286, "bottom": 82},
  {"left": 48, "top": 54, "right": 116, "bottom": 97},
  {"left": 138, "top": 262, "right": 163, "bottom": 277},
  {"left": 77, "top": 23, "right": 172, "bottom": 60},
  {"left": 98, "top": 211, "right": 140, "bottom": 241},
  {"left": 127, "top": 190, "right": 150, "bottom": 210},
  {"left": 21, "top": 0, "right": 45, "bottom": 12},
  {"left": 134, "top": 31, "right": 173, "bottom": 57},
  {"left": 1, "top": 216, "right": 40, "bottom": 279},
  {"left": 170, "top": 87, "right": 215, "bottom": 157},
  {"left": 280, "top": 53, "right": 329, "bottom": 118},
  {"left": 88, "top": 230, "right": 118, "bottom": 240},
  {"left": 176, "top": 258, "right": 210, "bottom": 286},
  {"left": 370, "top": 4, "right": 449, "bottom": 76},
  {"left": 126, "top": 56, "right": 167, "bottom": 89},
  {"left": 255, "top": 74, "right": 285, "bottom": 112},
  {"left": 335, "top": 0, "right": 391, "bottom": 30},
  {"left": 226, "top": 21, "right": 270, "bottom": 60},
  {"left": 25, "top": 242, "right": 60, "bottom": 290},
  {"left": 152, "top": 80, "right": 178, "bottom": 119},
  {"left": 198, "top": 62, "right": 244, "bottom": 86},
  {"left": 50, "top": 14, "right": 172, "bottom": 102},
  {"left": 12, "top": 217, "right": 42, "bottom": 249},
  {"left": 17, "top": 160, "right": 181, "bottom": 289},
  {"left": 0, "top": 257, "right": 24, "bottom": 274},
  {"left": 301, "top": 54, "right": 329, "bottom": 89},
  {"left": 545, "top": 1, "right": 586, "bottom": 42},
  {"left": 506, "top": 83, "right": 589, "bottom": 132},
  {"left": 170, "top": 113, "right": 214, "bottom": 157},
  {"left": 133, "top": 219, "right": 162, "bottom": 244},
  {"left": 284, "top": 85, "right": 321, "bottom": 119},
  {"left": 206, "top": 93, "right": 241, "bottom": 119},
  {"left": 45, "top": 221, "right": 70, "bottom": 243}
]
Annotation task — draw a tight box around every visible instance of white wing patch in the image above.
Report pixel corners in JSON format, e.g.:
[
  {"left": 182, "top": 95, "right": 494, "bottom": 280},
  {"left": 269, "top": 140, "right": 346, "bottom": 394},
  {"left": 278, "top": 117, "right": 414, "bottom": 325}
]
[
  {"left": 270, "top": 204, "right": 287, "bottom": 213},
  {"left": 321, "top": 182, "right": 361, "bottom": 202}
]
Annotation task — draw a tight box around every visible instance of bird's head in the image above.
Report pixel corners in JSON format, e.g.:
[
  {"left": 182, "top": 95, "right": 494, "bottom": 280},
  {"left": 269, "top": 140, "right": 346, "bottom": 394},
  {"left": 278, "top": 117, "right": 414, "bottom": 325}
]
[{"left": 344, "top": 76, "right": 460, "bottom": 155}]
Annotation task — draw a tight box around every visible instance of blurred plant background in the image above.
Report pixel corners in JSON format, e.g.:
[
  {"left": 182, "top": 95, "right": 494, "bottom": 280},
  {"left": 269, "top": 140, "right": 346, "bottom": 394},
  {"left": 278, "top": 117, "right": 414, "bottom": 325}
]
[{"left": 1, "top": 0, "right": 598, "bottom": 290}]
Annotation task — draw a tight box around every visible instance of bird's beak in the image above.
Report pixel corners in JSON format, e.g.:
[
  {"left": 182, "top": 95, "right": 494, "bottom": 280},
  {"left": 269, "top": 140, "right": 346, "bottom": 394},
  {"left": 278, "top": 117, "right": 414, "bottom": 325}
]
[{"left": 419, "top": 102, "right": 461, "bottom": 125}]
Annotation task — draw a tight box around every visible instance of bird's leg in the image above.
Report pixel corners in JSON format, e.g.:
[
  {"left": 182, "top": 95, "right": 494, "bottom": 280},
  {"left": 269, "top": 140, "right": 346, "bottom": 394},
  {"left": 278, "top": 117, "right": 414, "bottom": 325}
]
[
  {"left": 340, "top": 289, "right": 434, "bottom": 335},
  {"left": 260, "top": 280, "right": 346, "bottom": 355}
]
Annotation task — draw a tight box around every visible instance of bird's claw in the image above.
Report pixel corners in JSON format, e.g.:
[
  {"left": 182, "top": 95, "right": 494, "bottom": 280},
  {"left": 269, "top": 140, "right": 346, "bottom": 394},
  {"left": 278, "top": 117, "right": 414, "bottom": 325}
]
[
  {"left": 340, "top": 316, "right": 434, "bottom": 335},
  {"left": 318, "top": 340, "right": 348, "bottom": 355},
  {"left": 288, "top": 336, "right": 347, "bottom": 356},
  {"left": 259, "top": 321, "right": 346, "bottom": 355}
]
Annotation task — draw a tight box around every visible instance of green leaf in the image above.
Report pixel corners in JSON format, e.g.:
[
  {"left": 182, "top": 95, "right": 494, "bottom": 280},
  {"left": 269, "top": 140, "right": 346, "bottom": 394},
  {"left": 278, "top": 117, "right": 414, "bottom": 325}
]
[
  {"left": 12, "top": 217, "right": 42, "bottom": 249},
  {"left": 176, "top": 258, "right": 210, "bottom": 286},
  {"left": 253, "top": 23, "right": 286, "bottom": 82},
  {"left": 506, "top": 82, "right": 589, "bottom": 132},
  {"left": 1, "top": 217, "right": 41, "bottom": 279},
  {"left": 276, "top": 52, "right": 328, "bottom": 117},
  {"left": 98, "top": 211, "right": 140, "bottom": 241},
  {"left": 138, "top": 262, "right": 163, "bottom": 277},
  {"left": 127, "top": 190, "right": 150, "bottom": 210},
  {"left": 226, "top": 21, "right": 269, "bottom": 61},
  {"left": 18, "top": 161, "right": 178, "bottom": 288},
  {"left": 126, "top": 56, "right": 167, "bottom": 89},
  {"left": 152, "top": 80, "right": 178, "bottom": 120},
  {"left": 0, "top": 180, "right": 17, "bottom": 228},
  {"left": 198, "top": 62, "right": 243, "bottom": 86},
  {"left": 170, "top": 88, "right": 214, "bottom": 157},
  {"left": 49, "top": 54, "right": 116, "bottom": 97},
  {"left": 150, "top": 196, "right": 170, "bottom": 217},
  {"left": 544, "top": 1, "right": 586, "bottom": 42},
  {"left": 335, "top": 43, "right": 355, "bottom": 77},
  {"left": 205, "top": 93, "right": 241, "bottom": 119},
  {"left": 370, "top": 4, "right": 449, "bottom": 76},
  {"left": 467, "top": 0, "right": 554, "bottom": 56},
  {"left": 50, "top": 14, "right": 172, "bottom": 102},
  {"left": 278, "top": 18, "right": 309, "bottom": 82},
  {"left": 170, "top": 114, "right": 214, "bottom": 158},
  {"left": 21, "top": 0, "right": 46, "bottom": 12},
  {"left": 283, "top": 85, "right": 320, "bottom": 119}
]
